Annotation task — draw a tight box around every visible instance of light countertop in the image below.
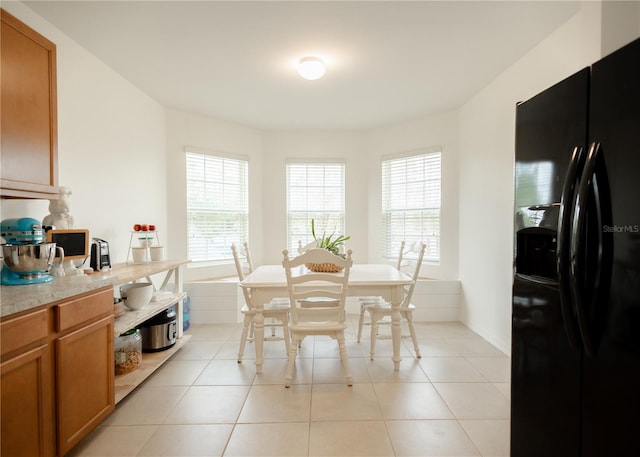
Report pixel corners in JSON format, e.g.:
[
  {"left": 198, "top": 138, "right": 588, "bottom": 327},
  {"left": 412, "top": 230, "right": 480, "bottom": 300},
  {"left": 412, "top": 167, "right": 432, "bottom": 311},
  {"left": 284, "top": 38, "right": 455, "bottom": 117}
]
[{"left": 1, "top": 259, "right": 190, "bottom": 318}]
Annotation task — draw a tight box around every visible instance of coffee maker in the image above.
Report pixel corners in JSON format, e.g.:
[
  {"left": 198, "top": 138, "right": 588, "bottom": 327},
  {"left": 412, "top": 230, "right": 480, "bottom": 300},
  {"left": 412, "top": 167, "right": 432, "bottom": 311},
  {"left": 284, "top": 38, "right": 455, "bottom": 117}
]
[{"left": 90, "top": 238, "right": 111, "bottom": 271}]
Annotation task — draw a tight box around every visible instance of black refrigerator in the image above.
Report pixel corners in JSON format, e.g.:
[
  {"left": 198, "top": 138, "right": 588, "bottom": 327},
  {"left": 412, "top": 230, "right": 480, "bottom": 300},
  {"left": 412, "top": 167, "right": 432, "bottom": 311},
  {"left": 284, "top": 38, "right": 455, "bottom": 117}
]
[{"left": 511, "top": 37, "right": 640, "bottom": 457}]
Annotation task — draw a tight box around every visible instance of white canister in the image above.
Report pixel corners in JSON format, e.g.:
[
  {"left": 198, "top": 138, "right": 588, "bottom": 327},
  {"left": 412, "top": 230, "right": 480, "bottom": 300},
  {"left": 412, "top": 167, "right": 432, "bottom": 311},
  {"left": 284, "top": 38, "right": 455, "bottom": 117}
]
[
  {"left": 131, "top": 247, "right": 148, "bottom": 263},
  {"left": 149, "top": 246, "right": 164, "bottom": 262}
]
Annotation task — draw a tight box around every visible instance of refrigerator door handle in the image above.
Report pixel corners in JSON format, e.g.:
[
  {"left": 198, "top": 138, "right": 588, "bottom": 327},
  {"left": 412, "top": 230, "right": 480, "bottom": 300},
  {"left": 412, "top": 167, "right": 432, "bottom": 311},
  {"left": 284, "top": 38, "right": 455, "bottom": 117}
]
[
  {"left": 557, "top": 146, "right": 584, "bottom": 350},
  {"left": 570, "top": 142, "right": 610, "bottom": 357}
]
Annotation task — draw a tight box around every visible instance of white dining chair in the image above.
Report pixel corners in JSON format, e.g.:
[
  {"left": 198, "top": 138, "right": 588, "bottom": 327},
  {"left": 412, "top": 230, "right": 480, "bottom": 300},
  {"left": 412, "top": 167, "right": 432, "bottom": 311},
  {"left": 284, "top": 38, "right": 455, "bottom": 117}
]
[
  {"left": 357, "top": 241, "right": 426, "bottom": 359},
  {"left": 240, "top": 242, "right": 290, "bottom": 331},
  {"left": 282, "top": 248, "right": 353, "bottom": 387},
  {"left": 232, "top": 243, "right": 290, "bottom": 363}
]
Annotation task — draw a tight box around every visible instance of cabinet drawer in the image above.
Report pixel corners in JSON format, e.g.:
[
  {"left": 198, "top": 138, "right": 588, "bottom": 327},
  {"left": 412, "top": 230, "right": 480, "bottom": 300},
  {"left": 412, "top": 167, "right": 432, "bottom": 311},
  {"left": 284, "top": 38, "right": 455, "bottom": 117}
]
[
  {"left": 1, "top": 309, "right": 48, "bottom": 357},
  {"left": 55, "top": 288, "right": 112, "bottom": 333}
]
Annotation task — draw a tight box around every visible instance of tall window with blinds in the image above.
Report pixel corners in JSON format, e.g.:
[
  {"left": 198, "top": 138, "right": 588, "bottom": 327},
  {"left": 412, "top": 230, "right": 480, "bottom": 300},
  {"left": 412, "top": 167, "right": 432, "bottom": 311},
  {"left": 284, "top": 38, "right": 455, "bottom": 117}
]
[
  {"left": 185, "top": 150, "right": 248, "bottom": 262},
  {"left": 286, "top": 162, "right": 346, "bottom": 253},
  {"left": 382, "top": 151, "right": 441, "bottom": 262}
]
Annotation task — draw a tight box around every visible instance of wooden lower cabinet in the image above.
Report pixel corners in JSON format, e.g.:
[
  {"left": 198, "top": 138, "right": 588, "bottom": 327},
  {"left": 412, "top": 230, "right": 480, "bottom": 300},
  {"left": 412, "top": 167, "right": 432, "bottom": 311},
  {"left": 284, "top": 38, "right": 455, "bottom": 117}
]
[
  {"left": 56, "top": 305, "right": 114, "bottom": 456},
  {"left": 1, "top": 286, "right": 115, "bottom": 456},
  {"left": 1, "top": 344, "right": 55, "bottom": 457}
]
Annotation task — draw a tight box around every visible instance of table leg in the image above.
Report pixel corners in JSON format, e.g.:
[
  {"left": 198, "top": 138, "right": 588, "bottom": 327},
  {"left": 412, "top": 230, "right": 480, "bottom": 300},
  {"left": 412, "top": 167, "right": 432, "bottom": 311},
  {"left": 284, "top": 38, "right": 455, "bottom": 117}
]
[
  {"left": 253, "top": 305, "right": 264, "bottom": 374},
  {"left": 253, "top": 292, "right": 265, "bottom": 374},
  {"left": 391, "top": 302, "right": 402, "bottom": 371}
]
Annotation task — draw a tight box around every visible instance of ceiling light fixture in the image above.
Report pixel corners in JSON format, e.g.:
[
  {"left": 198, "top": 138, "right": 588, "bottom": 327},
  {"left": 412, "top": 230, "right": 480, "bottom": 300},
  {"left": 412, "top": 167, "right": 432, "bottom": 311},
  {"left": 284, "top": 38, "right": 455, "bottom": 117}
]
[{"left": 297, "top": 56, "right": 326, "bottom": 80}]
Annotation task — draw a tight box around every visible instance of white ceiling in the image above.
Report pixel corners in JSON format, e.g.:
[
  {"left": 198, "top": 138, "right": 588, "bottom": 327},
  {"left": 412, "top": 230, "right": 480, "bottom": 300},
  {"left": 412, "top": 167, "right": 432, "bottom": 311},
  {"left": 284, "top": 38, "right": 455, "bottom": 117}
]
[{"left": 25, "top": 1, "right": 579, "bottom": 130}]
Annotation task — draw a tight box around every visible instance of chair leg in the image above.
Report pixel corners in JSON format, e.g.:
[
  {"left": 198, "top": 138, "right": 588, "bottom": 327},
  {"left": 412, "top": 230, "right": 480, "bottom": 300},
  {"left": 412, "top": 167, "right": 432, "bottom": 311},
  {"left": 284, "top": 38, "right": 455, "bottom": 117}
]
[
  {"left": 337, "top": 331, "right": 353, "bottom": 386},
  {"left": 281, "top": 314, "right": 290, "bottom": 355},
  {"left": 237, "top": 315, "right": 253, "bottom": 363},
  {"left": 357, "top": 304, "right": 366, "bottom": 343},
  {"left": 369, "top": 311, "right": 380, "bottom": 360},
  {"left": 404, "top": 310, "right": 421, "bottom": 358},
  {"left": 285, "top": 332, "right": 299, "bottom": 388},
  {"left": 248, "top": 320, "right": 254, "bottom": 340},
  {"left": 269, "top": 317, "right": 277, "bottom": 337}
]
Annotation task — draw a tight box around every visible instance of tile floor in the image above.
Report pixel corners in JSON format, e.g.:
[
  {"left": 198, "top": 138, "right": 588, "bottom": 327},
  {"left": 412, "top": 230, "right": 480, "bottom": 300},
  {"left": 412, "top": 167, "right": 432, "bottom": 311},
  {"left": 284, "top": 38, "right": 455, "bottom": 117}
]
[{"left": 69, "top": 317, "right": 511, "bottom": 457}]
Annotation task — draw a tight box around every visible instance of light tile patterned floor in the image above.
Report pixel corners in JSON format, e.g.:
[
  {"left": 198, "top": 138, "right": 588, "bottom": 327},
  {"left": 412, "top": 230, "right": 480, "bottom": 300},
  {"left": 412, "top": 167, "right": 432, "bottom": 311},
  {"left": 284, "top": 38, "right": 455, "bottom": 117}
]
[{"left": 68, "top": 317, "right": 511, "bottom": 457}]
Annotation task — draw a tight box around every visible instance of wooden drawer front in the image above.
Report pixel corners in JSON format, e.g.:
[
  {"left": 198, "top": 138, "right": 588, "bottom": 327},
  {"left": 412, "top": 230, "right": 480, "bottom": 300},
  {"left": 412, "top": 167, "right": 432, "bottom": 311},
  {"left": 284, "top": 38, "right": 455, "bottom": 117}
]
[
  {"left": 1, "top": 309, "right": 48, "bottom": 357},
  {"left": 55, "top": 288, "right": 112, "bottom": 333}
]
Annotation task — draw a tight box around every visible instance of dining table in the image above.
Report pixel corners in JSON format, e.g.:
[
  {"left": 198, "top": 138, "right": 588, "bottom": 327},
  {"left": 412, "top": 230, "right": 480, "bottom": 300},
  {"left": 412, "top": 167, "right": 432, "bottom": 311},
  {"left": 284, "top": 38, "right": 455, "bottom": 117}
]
[{"left": 239, "top": 263, "right": 414, "bottom": 374}]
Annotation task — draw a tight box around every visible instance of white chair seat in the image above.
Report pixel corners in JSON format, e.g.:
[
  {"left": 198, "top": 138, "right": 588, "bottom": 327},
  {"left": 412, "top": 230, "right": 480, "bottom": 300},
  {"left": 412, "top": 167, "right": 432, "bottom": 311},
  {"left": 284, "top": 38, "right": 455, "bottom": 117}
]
[
  {"left": 289, "top": 321, "right": 348, "bottom": 332},
  {"left": 299, "top": 297, "right": 340, "bottom": 307},
  {"left": 364, "top": 301, "right": 416, "bottom": 311},
  {"left": 240, "top": 302, "right": 291, "bottom": 314}
]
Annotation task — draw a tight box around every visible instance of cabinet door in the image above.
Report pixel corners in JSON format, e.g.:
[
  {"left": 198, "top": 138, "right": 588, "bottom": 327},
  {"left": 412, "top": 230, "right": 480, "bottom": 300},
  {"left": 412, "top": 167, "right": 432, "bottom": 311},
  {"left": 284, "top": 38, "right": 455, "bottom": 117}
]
[
  {"left": 1, "top": 344, "right": 54, "bottom": 457},
  {"left": 56, "top": 315, "right": 114, "bottom": 456},
  {"left": 0, "top": 9, "right": 58, "bottom": 198}
]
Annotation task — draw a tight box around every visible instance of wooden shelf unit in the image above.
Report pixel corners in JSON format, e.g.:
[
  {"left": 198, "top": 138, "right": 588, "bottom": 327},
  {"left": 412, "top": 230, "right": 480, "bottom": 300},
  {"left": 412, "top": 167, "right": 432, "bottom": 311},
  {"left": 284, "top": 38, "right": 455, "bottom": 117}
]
[
  {"left": 114, "top": 336, "right": 190, "bottom": 404},
  {"left": 110, "top": 259, "right": 191, "bottom": 404},
  {"left": 114, "top": 292, "right": 186, "bottom": 337}
]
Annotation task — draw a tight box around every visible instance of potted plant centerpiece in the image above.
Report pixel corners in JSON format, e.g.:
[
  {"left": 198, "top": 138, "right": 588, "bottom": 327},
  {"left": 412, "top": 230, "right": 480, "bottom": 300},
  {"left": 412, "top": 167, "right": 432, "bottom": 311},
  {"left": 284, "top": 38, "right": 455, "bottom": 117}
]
[{"left": 305, "top": 219, "right": 350, "bottom": 272}]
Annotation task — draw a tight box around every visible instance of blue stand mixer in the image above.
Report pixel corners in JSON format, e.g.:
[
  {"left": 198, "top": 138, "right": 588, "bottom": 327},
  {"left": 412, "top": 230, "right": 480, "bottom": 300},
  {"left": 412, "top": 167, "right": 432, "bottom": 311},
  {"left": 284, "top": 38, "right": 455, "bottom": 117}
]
[{"left": 0, "top": 217, "right": 57, "bottom": 285}]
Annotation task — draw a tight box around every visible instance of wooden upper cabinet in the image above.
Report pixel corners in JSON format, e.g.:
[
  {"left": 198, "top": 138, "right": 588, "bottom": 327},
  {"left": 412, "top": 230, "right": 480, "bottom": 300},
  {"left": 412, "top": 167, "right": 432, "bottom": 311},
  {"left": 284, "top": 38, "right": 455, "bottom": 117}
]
[{"left": 1, "top": 9, "right": 58, "bottom": 199}]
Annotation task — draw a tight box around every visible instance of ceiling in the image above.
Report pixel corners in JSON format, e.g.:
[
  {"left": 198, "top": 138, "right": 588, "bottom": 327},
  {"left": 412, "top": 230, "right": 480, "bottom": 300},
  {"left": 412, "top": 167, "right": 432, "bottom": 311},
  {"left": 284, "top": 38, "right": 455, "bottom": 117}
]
[{"left": 25, "top": 1, "right": 579, "bottom": 131}]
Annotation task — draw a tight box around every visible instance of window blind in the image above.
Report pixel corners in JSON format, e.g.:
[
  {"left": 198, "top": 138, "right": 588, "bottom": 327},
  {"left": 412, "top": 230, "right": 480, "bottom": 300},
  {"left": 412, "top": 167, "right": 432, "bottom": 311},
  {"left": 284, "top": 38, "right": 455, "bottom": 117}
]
[
  {"left": 186, "top": 151, "right": 248, "bottom": 262},
  {"left": 286, "top": 162, "right": 345, "bottom": 254},
  {"left": 382, "top": 151, "right": 441, "bottom": 262}
]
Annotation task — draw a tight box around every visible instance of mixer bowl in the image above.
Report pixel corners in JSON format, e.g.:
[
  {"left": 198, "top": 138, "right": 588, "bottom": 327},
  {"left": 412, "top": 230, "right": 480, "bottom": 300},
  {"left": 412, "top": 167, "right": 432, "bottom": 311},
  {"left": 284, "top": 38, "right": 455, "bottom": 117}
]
[{"left": 1, "top": 243, "right": 57, "bottom": 275}]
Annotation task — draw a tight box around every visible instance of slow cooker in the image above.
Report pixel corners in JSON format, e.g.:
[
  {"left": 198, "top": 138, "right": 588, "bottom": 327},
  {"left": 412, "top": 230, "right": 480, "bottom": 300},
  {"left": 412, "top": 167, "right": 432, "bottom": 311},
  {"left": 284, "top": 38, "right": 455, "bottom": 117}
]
[{"left": 138, "top": 306, "right": 177, "bottom": 352}]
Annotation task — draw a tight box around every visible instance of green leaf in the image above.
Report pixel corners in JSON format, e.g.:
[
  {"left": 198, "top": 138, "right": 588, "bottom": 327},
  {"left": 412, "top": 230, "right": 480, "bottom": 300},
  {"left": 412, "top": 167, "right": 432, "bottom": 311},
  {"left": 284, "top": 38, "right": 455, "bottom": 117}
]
[{"left": 309, "top": 218, "right": 350, "bottom": 255}]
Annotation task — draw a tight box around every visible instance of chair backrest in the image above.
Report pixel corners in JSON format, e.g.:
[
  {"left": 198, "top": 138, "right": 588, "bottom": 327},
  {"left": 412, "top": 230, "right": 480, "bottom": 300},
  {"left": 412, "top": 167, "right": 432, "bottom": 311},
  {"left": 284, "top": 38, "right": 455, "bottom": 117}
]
[
  {"left": 282, "top": 248, "right": 353, "bottom": 325},
  {"left": 243, "top": 242, "right": 254, "bottom": 273},
  {"left": 395, "top": 240, "right": 406, "bottom": 270},
  {"left": 231, "top": 243, "right": 253, "bottom": 307},
  {"left": 398, "top": 241, "right": 426, "bottom": 307},
  {"left": 231, "top": 242, "right": 254, "bottom": 278}
]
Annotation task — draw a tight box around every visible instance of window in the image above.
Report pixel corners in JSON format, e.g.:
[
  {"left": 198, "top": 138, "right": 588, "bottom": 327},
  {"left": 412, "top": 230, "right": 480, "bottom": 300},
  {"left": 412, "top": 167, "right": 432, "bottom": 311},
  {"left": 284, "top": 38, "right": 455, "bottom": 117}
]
[
  {"left": 382, "top": 150, "right": 441, "bottom": 262},
  {"left": 286, "top": 162, "right": 345, "bottom": 253},
  {"left": 185, "top": 149, "right": 248, "bottom": 262}
]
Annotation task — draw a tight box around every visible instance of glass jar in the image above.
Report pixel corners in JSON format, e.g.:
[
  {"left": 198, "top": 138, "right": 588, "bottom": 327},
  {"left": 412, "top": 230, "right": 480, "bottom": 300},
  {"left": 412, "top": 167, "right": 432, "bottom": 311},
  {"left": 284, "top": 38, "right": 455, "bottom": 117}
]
[{"left": 114, "top": 328, "right": 142, "bottom": 375}]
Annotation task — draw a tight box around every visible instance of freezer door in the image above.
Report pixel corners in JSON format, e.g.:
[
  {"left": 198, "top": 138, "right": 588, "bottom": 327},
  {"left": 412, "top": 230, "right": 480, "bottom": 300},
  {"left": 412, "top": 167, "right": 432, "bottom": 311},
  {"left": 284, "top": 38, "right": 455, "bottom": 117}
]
[
  {"left": 511, "top": 67, "right": 589, "bottom": 457},
  {"left": 581, "top": 37, "right": 640, "bottom": 457}
]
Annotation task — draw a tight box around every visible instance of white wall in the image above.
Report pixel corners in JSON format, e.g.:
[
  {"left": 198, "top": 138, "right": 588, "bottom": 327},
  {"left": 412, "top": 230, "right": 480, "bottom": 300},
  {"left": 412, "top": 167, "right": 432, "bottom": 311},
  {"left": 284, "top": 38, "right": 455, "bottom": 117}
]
[
  {"left": 366, "top": 110, "right": 460, "bottom": 280},
  {"left": 457, "top": 6, "right": 603, "bottom": 354},
  {"left": 261, "top": 131, "right": 369, "bottom": 264},
  {"left": 1, "top": 2, "right": 167, "bottom": 265},
  {"left": 165, "top": 109, "right": 264, "bottom": 281},
  {"left": 166, "top": 112, "right": 456, "bottom": 280},
  {"left": 601, "top": 0, "right": 640, "bottom": 56}
]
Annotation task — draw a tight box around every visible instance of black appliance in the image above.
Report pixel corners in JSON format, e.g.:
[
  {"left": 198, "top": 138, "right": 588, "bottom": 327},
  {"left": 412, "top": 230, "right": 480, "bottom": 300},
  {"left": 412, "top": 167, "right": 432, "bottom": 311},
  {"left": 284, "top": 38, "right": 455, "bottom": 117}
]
[
  {"left": 90, "top": 238, "right": 111, "bottom": 271},
  {"left": 511, "top": 38, "right": 640, "bottom": 457},
  {"left": 138, "top": 306, "right": 177, "bottom": 352}
]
